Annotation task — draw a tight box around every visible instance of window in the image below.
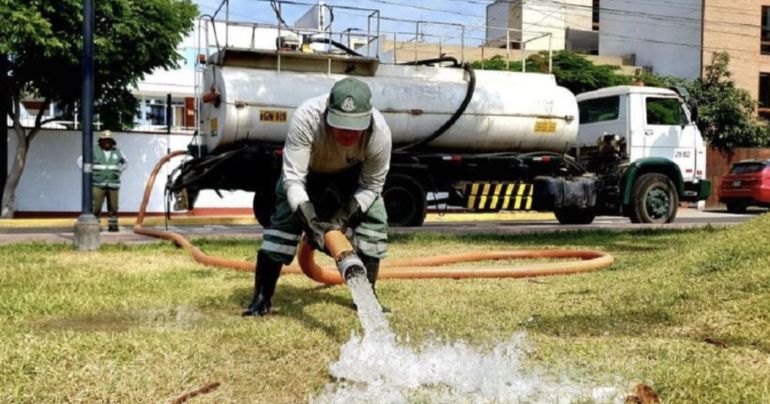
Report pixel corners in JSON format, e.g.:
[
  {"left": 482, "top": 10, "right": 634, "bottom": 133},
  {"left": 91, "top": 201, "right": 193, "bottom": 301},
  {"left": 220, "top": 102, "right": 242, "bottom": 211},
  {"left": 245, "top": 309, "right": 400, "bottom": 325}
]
[
  {"left": 592, "top": 0, "right": 600, "bottom": 31},
  {"left": 645, "top": 97, "right": 687, "bottom": 126},
  {"left": 759, "top": 73, "right": 770, "bottom": 120},
  {"left": 729, "top": 162, "right": 768, "bottom": 174},
  {"left": 762, "top": 6, "right": 770, "bottom": 54},
  {"left": 579, "top": 96, "right": 619, "bottom": 124}
]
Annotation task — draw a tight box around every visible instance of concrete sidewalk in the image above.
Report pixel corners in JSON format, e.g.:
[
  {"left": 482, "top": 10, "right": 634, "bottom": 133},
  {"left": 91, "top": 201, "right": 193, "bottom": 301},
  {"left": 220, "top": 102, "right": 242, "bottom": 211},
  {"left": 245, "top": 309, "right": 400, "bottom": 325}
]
[
  {"left": 0, "top": 208, "right": 743, "bottom": 245},
  {"left": 0, "top": 211, "right": 556, "bottom": 245},
  {"left": 0, "top": 211, "right": 556, "bottom": 230}
]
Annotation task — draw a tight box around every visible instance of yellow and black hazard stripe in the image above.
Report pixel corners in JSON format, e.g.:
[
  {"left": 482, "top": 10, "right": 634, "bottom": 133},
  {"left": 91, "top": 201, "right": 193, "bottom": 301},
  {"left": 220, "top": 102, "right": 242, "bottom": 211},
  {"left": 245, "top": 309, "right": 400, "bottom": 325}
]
[{"left": 462, "top": 182, "right": 534, "bottom": 211}]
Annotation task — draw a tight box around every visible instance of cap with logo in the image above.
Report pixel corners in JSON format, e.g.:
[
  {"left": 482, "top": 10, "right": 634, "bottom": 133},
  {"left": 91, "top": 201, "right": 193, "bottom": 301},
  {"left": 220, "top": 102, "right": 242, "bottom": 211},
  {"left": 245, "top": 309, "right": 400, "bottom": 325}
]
[
  {"left": 326, "top": 78, "right": 373, "bottom": 131},
  {"left": 98, "top": 130, "right": 116, "bottom": 144}
]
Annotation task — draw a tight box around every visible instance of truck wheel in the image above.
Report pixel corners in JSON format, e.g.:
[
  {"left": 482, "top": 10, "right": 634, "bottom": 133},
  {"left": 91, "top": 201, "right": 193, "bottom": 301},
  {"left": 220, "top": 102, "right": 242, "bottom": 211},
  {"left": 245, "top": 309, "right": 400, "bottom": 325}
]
[
  {"left": 628, "top": 173, "right": 678, "bottom": 224},
  {"left": 383, "top": 174, "right": 427, "bottom": 227},
  {"left": 253, "top": 191, "right": 276, "bottom": 228},
  {"left": 725, "top": 201, "right": 748, "bottom": 214},
  {"left": 554, "top": 207, "right": 596, "bottom": 225}
]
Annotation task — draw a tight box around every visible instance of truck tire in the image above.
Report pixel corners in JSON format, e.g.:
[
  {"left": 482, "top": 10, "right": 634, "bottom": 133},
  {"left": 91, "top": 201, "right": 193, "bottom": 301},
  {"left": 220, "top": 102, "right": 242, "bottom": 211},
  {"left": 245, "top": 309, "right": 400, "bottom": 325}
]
[
  {"left": 628, "top": 173, "right": 678, "bottom": 224},
  {"left": 554, "top": 207, "right": 596, "bottom": 225},
  {"left": 725, "top": 201, "right": 748, "bottom": 214},
  {"left": 253, "top": 191, "right": 276, "bottom": 228},
  {"left": 383, "top": 174, "right": 427, "bottom": 227}
]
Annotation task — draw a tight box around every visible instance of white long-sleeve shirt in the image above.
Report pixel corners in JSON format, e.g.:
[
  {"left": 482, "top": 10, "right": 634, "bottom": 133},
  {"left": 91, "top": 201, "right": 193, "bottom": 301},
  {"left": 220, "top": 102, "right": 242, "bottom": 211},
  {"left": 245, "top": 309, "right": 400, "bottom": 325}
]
[
  {"left": 282, "top": 95, "right": 392, "bottom": 213},
  {"left": 77, "top": 149, "right": 128, "bottom": 172}
]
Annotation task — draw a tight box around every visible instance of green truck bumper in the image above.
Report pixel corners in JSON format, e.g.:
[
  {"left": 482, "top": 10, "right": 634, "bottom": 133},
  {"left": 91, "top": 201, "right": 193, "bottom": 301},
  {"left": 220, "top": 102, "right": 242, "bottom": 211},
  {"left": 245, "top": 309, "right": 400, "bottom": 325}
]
[{"left": 683, "top": 180, "right": 712, "bottom": 202}]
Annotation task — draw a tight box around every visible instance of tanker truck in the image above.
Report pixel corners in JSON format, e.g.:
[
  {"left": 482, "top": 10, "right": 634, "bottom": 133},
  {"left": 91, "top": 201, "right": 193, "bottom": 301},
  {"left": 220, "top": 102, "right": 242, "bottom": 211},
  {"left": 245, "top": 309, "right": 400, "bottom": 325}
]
[{"left": 168, "top": 38, "right": 710, "bottom": 227}]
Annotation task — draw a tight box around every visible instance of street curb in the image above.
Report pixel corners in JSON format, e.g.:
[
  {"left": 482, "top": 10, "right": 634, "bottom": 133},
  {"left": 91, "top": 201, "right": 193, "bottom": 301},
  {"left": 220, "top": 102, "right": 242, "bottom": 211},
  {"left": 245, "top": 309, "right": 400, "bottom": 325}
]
[
  {"left": 0, "top": 211, "right": 555, "bottom": 229},
  {"left": 0, "top": 216, "right": 258, "bottom": 228}
]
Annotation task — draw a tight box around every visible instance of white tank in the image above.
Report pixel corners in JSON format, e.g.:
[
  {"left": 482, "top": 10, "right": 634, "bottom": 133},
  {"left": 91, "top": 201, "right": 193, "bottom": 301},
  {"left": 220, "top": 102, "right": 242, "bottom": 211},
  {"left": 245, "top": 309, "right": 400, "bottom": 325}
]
[{"left": 199, "top": 57, "right": 578, "bottom": 153}]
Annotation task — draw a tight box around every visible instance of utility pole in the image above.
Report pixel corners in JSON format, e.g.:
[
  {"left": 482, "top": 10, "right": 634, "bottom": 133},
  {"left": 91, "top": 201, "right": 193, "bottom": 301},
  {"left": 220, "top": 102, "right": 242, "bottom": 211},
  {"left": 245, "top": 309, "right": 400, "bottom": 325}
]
[
  {"left": 74, "top": 0, "right": 100, "bottom": 250},
  {"left": 0, "top": 54, "right": 8, "bottom": 207}
]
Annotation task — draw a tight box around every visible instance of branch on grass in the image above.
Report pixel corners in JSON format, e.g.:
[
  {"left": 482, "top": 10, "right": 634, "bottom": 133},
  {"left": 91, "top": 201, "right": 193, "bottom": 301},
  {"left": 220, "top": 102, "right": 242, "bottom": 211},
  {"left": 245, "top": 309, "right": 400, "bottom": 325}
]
[{"left": 170, "top": 382, "right": 220, "bottom": 404}]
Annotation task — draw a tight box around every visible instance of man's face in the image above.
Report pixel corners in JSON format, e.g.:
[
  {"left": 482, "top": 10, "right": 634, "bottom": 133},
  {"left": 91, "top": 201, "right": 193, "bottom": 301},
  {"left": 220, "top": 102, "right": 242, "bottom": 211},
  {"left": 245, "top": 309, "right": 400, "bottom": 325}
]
[
  {"left": 98, "top": 139, "right": 114, "bottom": 150},
  {"left": 330, "top": 126, "right": 364, "bottom": 147}
]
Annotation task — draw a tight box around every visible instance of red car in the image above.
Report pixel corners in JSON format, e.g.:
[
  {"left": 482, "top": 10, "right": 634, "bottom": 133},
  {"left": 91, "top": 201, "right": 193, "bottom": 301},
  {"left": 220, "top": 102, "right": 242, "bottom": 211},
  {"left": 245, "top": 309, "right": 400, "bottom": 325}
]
[{"left": 718, "top": 159, "right": 770, "bottom": 213}]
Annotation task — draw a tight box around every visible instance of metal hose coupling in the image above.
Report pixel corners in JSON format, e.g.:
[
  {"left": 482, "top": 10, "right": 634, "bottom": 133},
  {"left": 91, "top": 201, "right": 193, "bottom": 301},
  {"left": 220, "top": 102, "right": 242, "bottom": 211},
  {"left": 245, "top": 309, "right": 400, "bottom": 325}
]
[{"left": 336, "top": 250, "right": 366, "bottom": 281}]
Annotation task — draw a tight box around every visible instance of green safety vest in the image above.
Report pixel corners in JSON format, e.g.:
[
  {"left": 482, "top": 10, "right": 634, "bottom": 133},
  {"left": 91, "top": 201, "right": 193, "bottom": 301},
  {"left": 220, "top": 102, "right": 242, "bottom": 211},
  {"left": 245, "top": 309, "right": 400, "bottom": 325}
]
[{"left": 92, "top": 145, "right": 125, "bottom": 188}]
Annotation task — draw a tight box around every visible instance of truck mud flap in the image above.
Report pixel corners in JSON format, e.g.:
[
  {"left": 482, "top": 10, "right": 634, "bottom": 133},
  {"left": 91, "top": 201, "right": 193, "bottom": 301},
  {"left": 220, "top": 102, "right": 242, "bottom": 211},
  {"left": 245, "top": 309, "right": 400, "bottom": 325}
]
[
  {"left": 532, "top": 176, "right": 597, "bottom": 211},
  {"left": 459, "top": 182, "right": 534, "bottom": 211}
]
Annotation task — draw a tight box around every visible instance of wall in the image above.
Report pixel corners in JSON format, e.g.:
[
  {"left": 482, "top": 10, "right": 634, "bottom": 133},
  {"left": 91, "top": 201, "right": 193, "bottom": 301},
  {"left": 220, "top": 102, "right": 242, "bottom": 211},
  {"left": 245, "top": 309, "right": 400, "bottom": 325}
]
[
  {"left": 522, "top": 1, "right": 566, "bottom": 51},
  {"left": 706, "top": 146, "right": 770, "bottom": 206},
  {"left": 7, "top": 130, "right": 253, "bottom": 215},
  {"left": 564, "top": 0, "right": 593, "bottom": 31},
  {"left": 378, "top": 40, "right": 639, "bottom": 74},
  {"left": 486, "top": 0, "right": 513, "bottom": 44},
  {"left": 701, "top": 0, "right": 770, "bottom": 102},
  {"left": 599, "top": 0, "right": 702, "bottom": 79}
]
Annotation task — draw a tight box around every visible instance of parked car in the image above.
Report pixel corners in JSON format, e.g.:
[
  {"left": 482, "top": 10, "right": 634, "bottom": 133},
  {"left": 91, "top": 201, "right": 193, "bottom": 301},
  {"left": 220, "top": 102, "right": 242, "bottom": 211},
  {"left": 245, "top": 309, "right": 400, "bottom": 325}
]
[{"left": 718, "top": 159, "right": 770, "bottom": 213}]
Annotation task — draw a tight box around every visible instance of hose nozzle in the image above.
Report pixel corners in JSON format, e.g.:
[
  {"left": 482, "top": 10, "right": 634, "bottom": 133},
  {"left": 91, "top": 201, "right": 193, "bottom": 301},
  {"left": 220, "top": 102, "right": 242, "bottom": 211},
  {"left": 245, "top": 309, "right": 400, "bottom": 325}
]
[
  {"left": 324, "top": 230, "right": 365, "bottom": 281},
  {"left": 336, "top": 251, "right": 366, "bottom": 281}
]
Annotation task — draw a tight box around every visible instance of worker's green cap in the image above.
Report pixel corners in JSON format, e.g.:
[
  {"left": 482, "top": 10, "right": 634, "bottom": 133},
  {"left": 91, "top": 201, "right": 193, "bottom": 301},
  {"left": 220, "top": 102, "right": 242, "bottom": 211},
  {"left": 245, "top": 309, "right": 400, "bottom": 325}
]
[{"left": 326, "top": 78, "right": 372, "bottom": 131}]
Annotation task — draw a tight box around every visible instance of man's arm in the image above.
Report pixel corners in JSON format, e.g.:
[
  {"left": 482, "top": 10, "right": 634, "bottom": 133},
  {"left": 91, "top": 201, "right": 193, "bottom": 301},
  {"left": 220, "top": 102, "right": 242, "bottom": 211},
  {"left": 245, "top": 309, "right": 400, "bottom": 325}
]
[
  {"left": 282, "top": 105, "right": 317, "bottom": 212},
  {"left": 118, "top": 149, "right": 128, "bottom": 173}
]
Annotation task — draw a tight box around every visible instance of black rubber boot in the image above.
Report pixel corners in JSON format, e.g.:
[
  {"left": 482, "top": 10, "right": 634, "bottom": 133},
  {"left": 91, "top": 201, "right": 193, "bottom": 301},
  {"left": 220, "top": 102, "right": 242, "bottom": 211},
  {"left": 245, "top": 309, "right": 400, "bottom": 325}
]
[
  {"left": 361, "top": 255, "right": 390, "bottom": 313},
  {"left": 108, "top": 216, "right": 119, "bottom": 232},
  {"left": 242, "top": 251, "right": 283, "bottom": 317}
]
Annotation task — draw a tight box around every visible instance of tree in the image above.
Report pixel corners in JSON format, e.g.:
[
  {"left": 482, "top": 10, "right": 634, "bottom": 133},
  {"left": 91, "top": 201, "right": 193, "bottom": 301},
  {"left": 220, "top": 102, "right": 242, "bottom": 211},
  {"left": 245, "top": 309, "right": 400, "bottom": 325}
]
[
  {"left": 532, "top": 51, "right": 632, "bottom": 94},
  {"left": 472, "top": 50, "right": 770, "bottom": 150},
  {"left": 471, "top": 51, "right": 633, "bottom": 94},
  {"left": 687, "top": 52, "right": 770, "bottom": 151},
  {"left": 0, "top": 0, "right": 198, "bottom": 218}
]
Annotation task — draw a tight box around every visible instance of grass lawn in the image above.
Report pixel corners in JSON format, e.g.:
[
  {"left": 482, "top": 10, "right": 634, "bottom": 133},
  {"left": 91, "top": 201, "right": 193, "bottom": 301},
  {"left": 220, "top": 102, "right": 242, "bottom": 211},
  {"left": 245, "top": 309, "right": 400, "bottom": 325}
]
[{"left": 1, "top": 214, "right": 769, "bottom": 402}]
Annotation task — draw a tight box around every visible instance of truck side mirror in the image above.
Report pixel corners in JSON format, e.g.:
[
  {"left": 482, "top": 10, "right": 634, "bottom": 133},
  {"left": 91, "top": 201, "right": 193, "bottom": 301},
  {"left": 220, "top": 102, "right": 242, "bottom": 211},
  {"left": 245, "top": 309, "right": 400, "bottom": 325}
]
[{"left": 690, "top": 103, "right": 698, "bottom": 123}]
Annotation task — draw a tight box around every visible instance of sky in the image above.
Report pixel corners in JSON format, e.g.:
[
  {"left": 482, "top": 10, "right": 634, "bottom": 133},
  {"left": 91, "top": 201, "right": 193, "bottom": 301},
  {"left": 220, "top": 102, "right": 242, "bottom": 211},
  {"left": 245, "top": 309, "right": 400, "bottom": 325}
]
[{"left": 194, "top": 0, "right": 492, "bottom": 45}]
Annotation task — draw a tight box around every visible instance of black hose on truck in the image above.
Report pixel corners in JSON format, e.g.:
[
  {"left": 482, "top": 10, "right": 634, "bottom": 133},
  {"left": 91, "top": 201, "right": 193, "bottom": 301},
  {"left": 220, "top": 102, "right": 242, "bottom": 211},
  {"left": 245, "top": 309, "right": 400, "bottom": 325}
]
[{"left": 396, "top": 62, "right": 476, "bottom": 151}]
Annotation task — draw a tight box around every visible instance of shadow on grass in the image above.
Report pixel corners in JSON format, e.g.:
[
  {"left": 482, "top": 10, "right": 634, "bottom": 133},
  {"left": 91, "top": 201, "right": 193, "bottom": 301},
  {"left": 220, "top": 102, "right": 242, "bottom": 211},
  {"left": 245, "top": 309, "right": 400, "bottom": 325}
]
[
  {"left": 388, "top": 228, "right": 703, "bottom": 251},
  {"left": 524, "top": 307, "right": 674, "bottom": 337},
  {"left": 33, "top": 305, "right": 206, "bottom": 333},
  {"left": 225, "top": 284, "right": 356, "bottom": 340}
]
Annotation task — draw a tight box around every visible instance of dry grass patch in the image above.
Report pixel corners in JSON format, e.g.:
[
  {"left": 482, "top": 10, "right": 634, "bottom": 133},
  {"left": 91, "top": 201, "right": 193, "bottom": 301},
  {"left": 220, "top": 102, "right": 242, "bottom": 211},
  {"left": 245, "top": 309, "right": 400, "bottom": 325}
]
[{"left": 1, "top": 214, "right": 769, "bottom": 402}]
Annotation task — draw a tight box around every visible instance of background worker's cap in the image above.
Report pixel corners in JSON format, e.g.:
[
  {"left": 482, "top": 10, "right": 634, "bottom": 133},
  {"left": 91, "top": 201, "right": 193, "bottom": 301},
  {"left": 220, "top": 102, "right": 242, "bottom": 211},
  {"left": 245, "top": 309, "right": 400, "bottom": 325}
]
[
  {"left": 326, "top": 78, "right": 372, "bottom": 131},
  {"left": 98, "top": 130, "right": 115, "bottom": 144}
]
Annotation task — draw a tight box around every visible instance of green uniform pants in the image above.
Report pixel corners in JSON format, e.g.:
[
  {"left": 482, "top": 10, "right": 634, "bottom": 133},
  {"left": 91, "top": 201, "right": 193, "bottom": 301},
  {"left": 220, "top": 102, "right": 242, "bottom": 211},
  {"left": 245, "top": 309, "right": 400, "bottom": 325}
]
[
  {"left": 93, "top": 186, "right": 119, "bottom": 228},
  {"left": 260, "top": 172, "right": 388, "bottom": 265}
]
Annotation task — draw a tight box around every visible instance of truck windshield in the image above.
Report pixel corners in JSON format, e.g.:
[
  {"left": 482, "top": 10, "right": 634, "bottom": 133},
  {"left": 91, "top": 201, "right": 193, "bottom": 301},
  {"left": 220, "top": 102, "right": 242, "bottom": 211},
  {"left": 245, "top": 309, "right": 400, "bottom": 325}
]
[
  {"left": 579, "top": 96, "right": 620, "bottom": 124},
  {"left": 646, "top": 97, "right": 688, "bottom": 126}
]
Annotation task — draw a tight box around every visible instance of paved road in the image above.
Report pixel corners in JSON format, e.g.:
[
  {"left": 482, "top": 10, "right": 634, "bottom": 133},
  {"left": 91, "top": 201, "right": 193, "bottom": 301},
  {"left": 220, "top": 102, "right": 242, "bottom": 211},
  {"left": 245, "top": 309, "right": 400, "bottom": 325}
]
[
  {"left": 393, "top": 208, "right": 764, "bottom": 235},
  {"left": 0, "top": 208, "right": 764, "bottom": 245}
]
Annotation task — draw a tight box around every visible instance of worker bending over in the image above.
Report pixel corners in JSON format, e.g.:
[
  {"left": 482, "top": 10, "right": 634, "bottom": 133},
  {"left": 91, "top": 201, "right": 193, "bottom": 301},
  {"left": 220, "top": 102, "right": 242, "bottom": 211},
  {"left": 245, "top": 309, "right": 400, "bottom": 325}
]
[{"left": 243, "top": 78, "right": 393, "bottom": 317}]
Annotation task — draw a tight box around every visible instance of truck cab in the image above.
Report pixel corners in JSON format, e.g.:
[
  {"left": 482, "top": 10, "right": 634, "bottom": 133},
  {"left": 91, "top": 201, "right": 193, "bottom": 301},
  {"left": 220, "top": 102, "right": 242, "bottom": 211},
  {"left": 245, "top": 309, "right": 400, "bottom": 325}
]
[{"left": 575, "top": 86, "right": 711, "bottom": 222}]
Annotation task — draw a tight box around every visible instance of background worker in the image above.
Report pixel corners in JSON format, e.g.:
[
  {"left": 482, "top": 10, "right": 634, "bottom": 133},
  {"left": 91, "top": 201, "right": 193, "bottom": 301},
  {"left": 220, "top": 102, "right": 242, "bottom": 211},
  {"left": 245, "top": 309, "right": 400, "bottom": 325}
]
[
  {"left": 243, "top": 78, "right": 393, "bottom": 317},
  {"left": 79, "top": 130, "right": 128, "bottom": 232}
]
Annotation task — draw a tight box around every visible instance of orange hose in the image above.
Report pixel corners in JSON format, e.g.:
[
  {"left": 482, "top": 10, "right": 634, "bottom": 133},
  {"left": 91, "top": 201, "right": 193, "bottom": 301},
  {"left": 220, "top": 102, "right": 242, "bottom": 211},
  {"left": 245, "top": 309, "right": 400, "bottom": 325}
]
[
  {"left": 134, "top": 152, "right": 614, "bottom": 284},
  {"left": 132, "top": 150, "right": 301, "bottom": 274}
]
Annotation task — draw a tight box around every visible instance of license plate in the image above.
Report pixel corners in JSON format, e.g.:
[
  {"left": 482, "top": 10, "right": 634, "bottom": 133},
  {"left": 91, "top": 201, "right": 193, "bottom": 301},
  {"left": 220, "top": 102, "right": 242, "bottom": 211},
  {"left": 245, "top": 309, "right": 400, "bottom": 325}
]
[{"left": 732, "top": 180, "right": 741, "bottom": 187}]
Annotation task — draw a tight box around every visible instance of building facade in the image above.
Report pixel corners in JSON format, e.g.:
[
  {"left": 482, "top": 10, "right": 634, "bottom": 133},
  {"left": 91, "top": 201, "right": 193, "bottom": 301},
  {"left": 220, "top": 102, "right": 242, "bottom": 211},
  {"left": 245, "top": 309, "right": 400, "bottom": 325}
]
[
  {"left": 485, "top": 0, "right": 596, "bottom": 53},
  {"left": 702, "top": 1, "right": 770, "bottom": 118},
  {"left": 600, "top": 0, "right": 770, "bottom": 117}
]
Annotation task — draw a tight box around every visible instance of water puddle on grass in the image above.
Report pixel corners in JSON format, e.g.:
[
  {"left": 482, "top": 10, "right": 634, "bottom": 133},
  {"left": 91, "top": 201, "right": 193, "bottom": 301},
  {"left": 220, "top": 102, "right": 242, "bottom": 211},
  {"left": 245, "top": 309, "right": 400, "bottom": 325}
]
[
  {"left": 35, "top": 305, "right": 203, "bottom": 332},
  {"left": 312, "top": 275, "right": 624, "bottom": 403}
]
